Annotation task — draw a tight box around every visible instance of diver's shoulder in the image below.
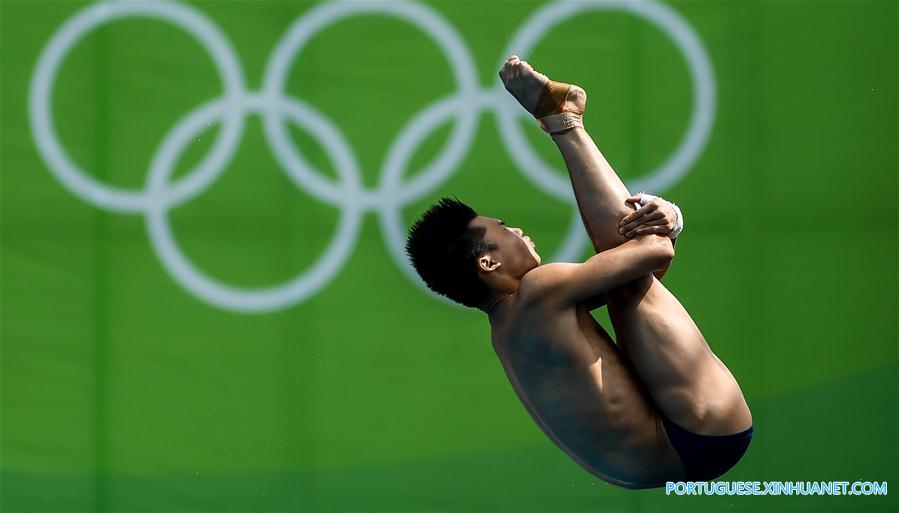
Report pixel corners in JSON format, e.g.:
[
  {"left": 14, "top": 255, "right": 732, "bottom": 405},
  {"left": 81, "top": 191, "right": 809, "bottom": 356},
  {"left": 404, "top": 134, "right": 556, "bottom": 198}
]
[{"left": 517, "top": 263, "right": 575, "bottom": 309}]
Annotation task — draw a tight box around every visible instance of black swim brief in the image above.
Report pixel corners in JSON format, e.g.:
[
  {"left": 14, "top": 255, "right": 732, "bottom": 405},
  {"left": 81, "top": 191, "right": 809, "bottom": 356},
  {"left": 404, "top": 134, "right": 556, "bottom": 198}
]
[{"left": 661, "top": 415, "right": 753, "bottom": 481}]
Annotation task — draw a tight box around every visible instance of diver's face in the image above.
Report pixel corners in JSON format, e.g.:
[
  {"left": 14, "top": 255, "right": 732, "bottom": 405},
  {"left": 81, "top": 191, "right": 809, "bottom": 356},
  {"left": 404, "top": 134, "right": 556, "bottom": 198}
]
[{"left": 470, "top": 216, "right": 541, "bottom": 275}]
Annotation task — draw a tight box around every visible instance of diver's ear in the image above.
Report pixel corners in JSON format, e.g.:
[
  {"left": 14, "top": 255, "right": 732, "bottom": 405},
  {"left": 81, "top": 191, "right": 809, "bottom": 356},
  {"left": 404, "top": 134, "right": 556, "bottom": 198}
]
[{"left": 477, "top": 254, "right": 502, "bottom": 273}]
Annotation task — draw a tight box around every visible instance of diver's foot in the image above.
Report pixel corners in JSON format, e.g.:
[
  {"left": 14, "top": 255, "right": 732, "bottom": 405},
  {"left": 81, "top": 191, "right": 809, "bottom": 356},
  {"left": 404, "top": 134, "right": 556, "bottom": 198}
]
[{"left": 498, "top": 55, "right": 586, "bottom": 132}]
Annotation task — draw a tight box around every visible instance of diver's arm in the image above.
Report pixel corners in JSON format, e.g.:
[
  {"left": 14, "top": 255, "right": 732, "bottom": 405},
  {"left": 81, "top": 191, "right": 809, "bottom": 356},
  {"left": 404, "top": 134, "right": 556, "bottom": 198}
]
[{"left": 522, "top": 235, "right": 674, "bottom": 308}]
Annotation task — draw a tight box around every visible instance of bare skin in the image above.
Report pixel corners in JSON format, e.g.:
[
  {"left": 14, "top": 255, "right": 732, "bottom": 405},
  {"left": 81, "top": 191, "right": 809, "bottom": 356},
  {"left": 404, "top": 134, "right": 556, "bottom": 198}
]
[
  {"left": 471, "top": 56, "right": 752, "bottom": 488},
  {"left": 474, "top": 216, "right": 685, "bottom": 487}
]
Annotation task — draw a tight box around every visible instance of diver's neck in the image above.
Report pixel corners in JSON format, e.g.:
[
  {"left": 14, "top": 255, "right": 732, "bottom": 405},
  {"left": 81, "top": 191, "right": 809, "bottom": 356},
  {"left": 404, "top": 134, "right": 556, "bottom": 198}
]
[{"left": 480, "top": 286, "right": 517, "bottom": 317}]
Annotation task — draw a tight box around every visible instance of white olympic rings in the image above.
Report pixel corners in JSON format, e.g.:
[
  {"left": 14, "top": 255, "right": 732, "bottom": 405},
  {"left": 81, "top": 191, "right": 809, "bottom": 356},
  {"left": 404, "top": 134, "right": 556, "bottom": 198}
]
[{"left": 29, "top": 0, "right": 716, "bottom": 313}]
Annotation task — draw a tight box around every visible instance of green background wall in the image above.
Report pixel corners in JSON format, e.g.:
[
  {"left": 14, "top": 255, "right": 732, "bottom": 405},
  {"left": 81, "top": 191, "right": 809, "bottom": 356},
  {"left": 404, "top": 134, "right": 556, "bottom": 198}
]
[{"left": 1, "top": 1, "right": 896, "bottom": 511}]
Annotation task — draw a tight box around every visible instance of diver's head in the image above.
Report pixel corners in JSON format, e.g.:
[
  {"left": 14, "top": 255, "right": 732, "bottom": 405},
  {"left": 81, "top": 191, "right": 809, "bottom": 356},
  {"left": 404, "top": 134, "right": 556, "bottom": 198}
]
[{"left": 405, "top": 197, "right": 541, "bottom": 309}]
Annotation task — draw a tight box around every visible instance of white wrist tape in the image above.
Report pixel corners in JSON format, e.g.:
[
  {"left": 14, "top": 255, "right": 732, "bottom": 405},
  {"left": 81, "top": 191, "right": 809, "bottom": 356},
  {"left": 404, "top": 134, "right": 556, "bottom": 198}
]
[
  {"left": 635, "top": 192, "right": 683, "bottom": 239},
  {"left": 669, "top": 202, "right": 684, "bottom": 239}
]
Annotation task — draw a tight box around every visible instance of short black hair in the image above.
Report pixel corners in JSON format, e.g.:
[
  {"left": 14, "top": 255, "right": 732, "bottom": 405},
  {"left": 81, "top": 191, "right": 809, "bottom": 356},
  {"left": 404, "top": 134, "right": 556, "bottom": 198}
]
[{"left": 405, "top": 197, "right": 497, "bottom": 308}]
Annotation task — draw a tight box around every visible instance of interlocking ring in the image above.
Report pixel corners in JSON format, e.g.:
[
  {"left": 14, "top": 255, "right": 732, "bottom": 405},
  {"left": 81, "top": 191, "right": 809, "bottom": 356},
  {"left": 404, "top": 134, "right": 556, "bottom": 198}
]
[{"left": 29, "top": 0, "right": 715, "bottom": 313}]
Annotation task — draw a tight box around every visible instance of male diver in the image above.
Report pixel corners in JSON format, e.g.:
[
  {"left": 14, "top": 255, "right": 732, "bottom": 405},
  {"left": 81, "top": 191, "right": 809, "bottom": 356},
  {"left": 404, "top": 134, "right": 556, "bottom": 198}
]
[{"left": 405, "top": 56, "right": 752, "bottom": 488}]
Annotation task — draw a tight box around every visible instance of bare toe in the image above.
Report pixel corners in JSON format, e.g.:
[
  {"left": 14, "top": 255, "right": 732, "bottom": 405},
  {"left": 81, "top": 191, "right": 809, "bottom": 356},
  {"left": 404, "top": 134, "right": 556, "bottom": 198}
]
[{"left": 498, "top": 56, "right": 550, "bottom": 116}]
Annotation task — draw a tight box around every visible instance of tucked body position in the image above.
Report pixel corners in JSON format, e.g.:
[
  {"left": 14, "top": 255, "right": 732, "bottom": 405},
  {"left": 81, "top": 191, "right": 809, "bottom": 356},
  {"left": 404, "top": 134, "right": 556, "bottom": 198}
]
[{"left": 405, "top": 56, "right": 752, "bottom": 488}]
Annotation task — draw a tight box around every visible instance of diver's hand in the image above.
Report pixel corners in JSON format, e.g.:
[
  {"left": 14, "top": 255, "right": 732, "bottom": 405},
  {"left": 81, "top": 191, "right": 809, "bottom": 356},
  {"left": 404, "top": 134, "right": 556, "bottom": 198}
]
[{"left": 619, "top": 193, "right": 680, "bottom": 238}]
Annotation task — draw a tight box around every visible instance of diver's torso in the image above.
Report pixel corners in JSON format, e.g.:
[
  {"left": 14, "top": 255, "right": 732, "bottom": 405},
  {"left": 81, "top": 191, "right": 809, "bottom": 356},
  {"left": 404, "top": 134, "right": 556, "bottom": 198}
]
[{"left": 491, "top": 296, "right": 684, "bottom": 488}]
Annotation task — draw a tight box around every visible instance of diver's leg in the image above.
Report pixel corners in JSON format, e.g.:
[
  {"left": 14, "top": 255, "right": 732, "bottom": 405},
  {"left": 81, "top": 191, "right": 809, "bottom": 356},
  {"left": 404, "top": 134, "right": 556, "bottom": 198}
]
[
  {"left": 552, "top": 127, "right": 636, "bottom": 253},
  {"left": 499, "top": 55, "right": 634, "bottom": 254},
  {"left": 555, "top": 127, "right": 752, "bottom": 433},
  {"left": 606, "top": 276, "right": 753, "bottom": 435},
  {"left": 500, "top": 56, "right": 752, "bottom": 435},
  {"left": 553, "top": 123, "right": 753, "bottom": 433}
]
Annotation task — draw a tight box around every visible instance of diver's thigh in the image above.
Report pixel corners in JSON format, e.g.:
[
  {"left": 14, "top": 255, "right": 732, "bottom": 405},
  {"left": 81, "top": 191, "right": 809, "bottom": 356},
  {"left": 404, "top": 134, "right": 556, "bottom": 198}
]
[{"left": 606, "top": 278, "right": 752, "bottom": 434}]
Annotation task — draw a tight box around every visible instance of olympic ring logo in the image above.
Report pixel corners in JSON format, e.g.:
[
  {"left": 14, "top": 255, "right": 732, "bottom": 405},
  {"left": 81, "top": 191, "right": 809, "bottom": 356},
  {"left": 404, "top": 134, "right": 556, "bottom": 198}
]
[{"left": 29, "top": 0, "right": 715, "bottom": 313}]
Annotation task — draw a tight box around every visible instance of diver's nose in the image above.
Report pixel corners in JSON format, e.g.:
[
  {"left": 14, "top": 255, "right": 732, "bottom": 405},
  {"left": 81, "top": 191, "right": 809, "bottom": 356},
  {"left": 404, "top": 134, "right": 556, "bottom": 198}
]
[{"left": 513, "top": 227, "right": 524, "bottom": 237}]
